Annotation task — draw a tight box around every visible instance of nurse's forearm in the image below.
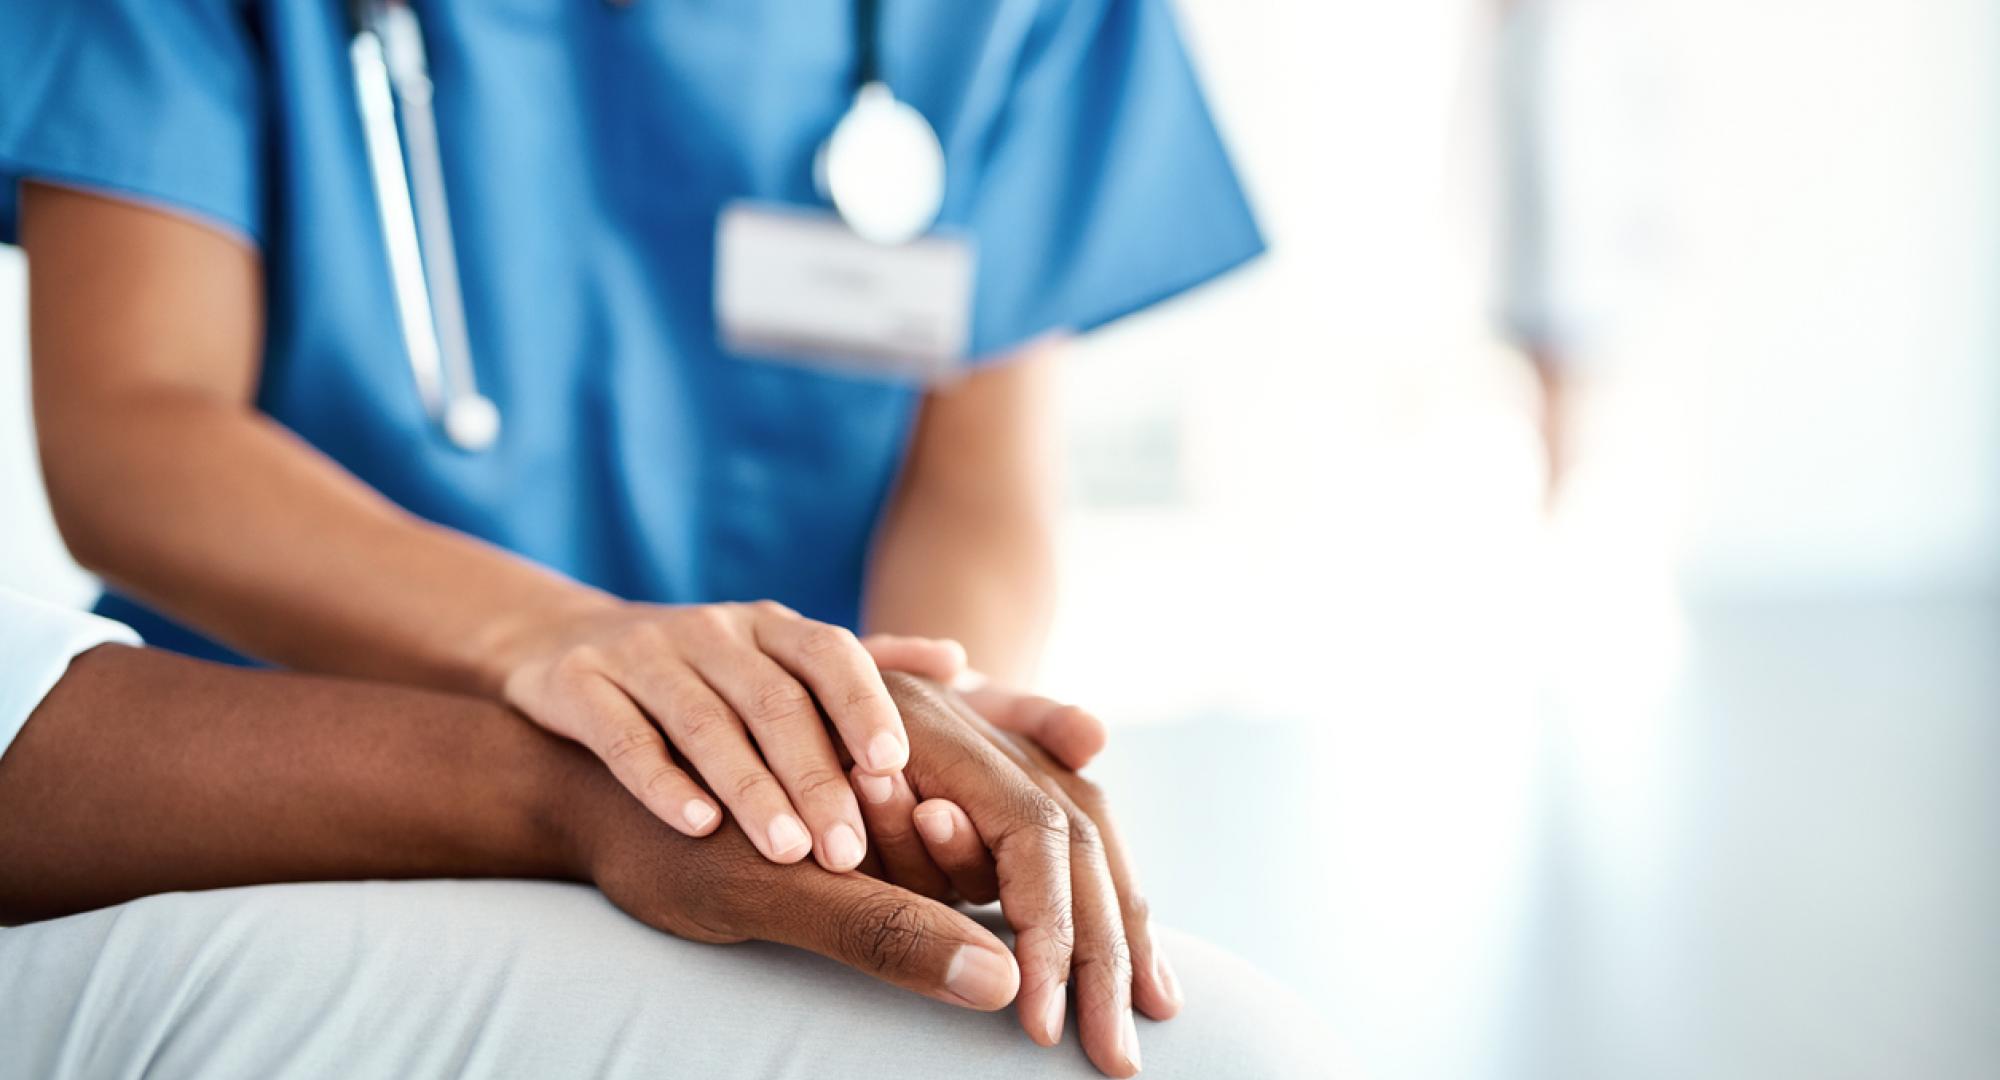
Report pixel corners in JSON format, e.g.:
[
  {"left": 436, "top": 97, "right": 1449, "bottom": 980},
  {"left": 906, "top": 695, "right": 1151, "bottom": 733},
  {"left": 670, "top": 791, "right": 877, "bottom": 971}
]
[
  {"left": 863, "top": 343, "right": 1063, "bottom": 684},
  {"left": 39, "top": 388, "right": 608, "bottom": 694},
  {"left": 865, "top": 496, "right": 1056, "bottom": 686},
  {"left": 24, "top": 182, "right": 610, "bottom": 695},
  {"left": 0, "top": 644, "right": 592, "bottom": 924}
]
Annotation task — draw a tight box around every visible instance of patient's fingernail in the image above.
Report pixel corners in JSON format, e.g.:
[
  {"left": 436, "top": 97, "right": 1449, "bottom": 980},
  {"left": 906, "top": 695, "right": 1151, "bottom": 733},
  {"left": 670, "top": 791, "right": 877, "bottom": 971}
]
[
  {"left": 683, "top": 800, "right": 718, "bottom": 832},
  {"left": 855, "top": 771, "right": 895, "bottom": 804},
  {"left": 866, "top": 731, "right": 907, "bottom": 772},
  {"left": 1043, "top": 983, "right": 1068, "bottom": 1044},
  {"left": 944, "top": 946, "right": 1016, "bottom": 1009},
  {"left": 914, "top": 804, "right": 955, "bottom": 845},
  {"left": 767, "top": 815, "right": 811, "bottom": 859},
  {"left": 824, "top": 823, "right": 864, "bottom": 869},
  {"left": 1155, "top": 948, "right": 1183, "bottom": 1007},
  {"left": 1121, "top": 1010, "right": 1143, "bottom": 1072}
]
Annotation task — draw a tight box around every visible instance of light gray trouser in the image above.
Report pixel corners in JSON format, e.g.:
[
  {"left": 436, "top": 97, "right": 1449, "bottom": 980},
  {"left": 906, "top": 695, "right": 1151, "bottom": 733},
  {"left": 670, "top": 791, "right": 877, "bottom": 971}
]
[{"left": 0, "top": 880, "right": 1328, "bottom": 1079}]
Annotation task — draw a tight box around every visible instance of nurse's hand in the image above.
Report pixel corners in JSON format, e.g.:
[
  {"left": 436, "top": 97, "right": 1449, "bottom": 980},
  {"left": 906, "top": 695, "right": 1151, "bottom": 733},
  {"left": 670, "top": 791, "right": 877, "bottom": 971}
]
[
  {"left": 499, "top": 601, "right": 956, "bottom": 872},
  {"left": 862, "top": 645, "right": 1111, "bottom": 773}
]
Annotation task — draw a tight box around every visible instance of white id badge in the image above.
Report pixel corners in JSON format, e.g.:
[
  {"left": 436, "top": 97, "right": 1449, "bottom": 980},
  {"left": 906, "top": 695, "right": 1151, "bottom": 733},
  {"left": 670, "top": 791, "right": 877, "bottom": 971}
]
[{"left": 715, "top": 202, "right": 976, "bottom": 383}]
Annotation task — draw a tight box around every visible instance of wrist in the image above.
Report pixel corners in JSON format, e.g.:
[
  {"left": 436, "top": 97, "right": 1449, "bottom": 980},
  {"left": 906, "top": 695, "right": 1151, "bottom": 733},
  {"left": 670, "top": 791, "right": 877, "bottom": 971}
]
[
  {"left": 528, "top": 728, "right": 632, "bottom": 882},
  {"left": 467, "top": 585, "right": 620, "bottom": 700}
]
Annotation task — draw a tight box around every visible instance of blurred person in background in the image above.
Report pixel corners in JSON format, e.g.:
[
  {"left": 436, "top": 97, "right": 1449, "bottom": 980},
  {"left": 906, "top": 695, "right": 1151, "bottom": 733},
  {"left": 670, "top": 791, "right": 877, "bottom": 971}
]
[
  {"left": 0, "top": 0, "right": 1264, "bottom": 1074},
  {"left": 1484, "top": 0, "right": 1666, "bottom": 501}
]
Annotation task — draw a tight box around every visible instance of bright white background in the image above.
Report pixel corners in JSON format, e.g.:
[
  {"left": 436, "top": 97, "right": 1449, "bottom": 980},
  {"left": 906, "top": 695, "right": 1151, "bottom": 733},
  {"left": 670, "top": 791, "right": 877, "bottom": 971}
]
[
  {"left": 1038, "top": 0, "right": 2000, "bottom": 718},
  {"left": 3, "top": 2, "right": 1996, "bottom": 1077}
]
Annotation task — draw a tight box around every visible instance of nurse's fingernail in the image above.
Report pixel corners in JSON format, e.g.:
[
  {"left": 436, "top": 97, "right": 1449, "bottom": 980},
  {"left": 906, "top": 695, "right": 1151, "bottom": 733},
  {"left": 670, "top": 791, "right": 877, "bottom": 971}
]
[
  {"left": 824, "top": 823, "right": 865, "bottom": 870},
  {"left": 855, "top": 770, "right": 895, "bottom": 804},
  {"left": 866, "top": 731, "right": 907, "bottom": 772},
  {"left": 944, "top": 945, "right": 1017, "bottom": 1009},
  {"left": 683, "top": 800, "right": 718, "bottom": 832},
  {"left": 914, "top": 804, "right": 955, "bottom": 845},
  {"left": 767, "top": 815, "right": 811, "bottom": 859}
]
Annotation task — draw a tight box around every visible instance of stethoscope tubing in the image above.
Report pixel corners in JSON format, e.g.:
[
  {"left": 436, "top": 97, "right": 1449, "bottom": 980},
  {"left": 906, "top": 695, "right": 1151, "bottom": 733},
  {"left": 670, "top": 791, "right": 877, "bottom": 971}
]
[
  {"left": 348, "top": 0, "right": 498, "bottom": 452},
  {"left": 346, "top": 0, "right": 935, "bottom": 451}
]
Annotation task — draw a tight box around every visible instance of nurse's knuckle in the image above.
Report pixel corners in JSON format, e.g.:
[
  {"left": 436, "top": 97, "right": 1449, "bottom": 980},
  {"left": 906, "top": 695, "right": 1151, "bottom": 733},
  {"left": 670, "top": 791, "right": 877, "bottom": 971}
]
[
  {"left": 603, "top": 725, "right": 662, "bottom": 766},
  {"left": 641, "top": 764, "right": 688, "bottom": 800},
  {"left": 551, "top": 645, "right": 607, "bottom": 682},
  {"left": 681, "top": 606, "right": 736, "bottom": 638},
  {"left": 841, "top": 683, "right": 885, "bottom": 714},
  {"left": 622, "top": 619, "right": 677, "bottom": 655},
  {"left": 752, "top": 599, "right": 795, "bottom": 620},
  {"left": 673, "top": 702, "right": 736, "bottom": 744},
  {"left": 729, "top": 768, "right": 786, "bottom": 805},
  {"left": 789, "top": 766, "right": 851, "bottom": 805},
  {"left": 750, "top": 680, "right": 817, "bottom": 729},
  {"left": 798, "top": 622, "right": 859, "bottom": 661}
]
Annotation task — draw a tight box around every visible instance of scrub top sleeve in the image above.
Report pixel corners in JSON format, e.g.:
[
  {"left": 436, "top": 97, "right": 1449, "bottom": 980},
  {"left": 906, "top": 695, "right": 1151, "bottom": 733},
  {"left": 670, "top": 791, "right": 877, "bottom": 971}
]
[
  {"left": 964, "top": 0, "right": 1265, "bottom": 361},
  {"left": 0, "top": 0, "right": 267, "bottom": 247},
  {"left": 0, "top": 588, "right": 142, "bottom": 764}
]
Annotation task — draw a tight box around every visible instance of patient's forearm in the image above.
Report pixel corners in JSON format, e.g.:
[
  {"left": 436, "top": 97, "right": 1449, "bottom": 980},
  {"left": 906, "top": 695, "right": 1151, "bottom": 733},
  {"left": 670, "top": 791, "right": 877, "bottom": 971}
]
[{"left": 0, "top": 645, "right": 594, "bottom": 923}]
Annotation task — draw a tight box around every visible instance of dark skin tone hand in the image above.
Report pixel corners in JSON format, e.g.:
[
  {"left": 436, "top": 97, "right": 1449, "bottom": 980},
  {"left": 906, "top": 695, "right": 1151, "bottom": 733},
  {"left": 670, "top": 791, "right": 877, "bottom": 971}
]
[
  {"left": 0, "top": 649, "right": 1174, "bottom": 1076},
  {"left": 863, "top": 674, "right": 1183, "bottom": 1074}
]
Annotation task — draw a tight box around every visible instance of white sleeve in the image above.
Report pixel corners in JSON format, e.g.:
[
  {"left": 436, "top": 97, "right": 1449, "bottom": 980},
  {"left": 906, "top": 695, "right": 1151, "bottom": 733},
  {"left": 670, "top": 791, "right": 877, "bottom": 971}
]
[{"left": 0, "top": 588, "right": 142, "bottom": 761}]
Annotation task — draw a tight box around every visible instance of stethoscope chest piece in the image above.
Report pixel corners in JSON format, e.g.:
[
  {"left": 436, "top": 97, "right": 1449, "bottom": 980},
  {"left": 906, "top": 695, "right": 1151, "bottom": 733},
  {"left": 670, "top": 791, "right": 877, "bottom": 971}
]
[
  {"left": 819, "top": 81, "right": 946, "bottom": 246},
  {"left": 442, "top": 392, "right": 502, "bottom": 453}
]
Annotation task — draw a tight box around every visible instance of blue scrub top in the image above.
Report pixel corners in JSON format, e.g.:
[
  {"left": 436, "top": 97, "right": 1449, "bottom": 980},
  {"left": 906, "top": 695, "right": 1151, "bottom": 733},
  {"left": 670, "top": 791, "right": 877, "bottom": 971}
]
[{"left": 0, "top": 0, "right": 1263, "bottom": 662}]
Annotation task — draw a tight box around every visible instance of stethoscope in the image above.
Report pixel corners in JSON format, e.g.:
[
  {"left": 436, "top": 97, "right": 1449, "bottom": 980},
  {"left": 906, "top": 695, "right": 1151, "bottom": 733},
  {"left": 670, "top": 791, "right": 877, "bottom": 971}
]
[{"left": 346, "top": 0, "right": 946, "bottom": 453}]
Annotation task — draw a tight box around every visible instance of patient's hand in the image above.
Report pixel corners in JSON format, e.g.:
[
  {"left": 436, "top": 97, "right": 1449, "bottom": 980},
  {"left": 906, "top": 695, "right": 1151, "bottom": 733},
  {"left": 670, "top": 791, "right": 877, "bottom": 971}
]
[
  {"left": 571, "top": 787, "right": 1025, "bottom": 1014},
  {"left": 0, "top": 631, "right": 1151, "bottom": 1077},
  {"left": 3, "top": 640, "right": 1147, "bottom": 1080},
  {"left": 568, "top": 673, "right": 1166, "bottom": 1078},
  {"left": 860, "top": 640, "right": 1111, "bottom": 771},
  {"left": 854, "top": 675, "right": 1176, "bottom": 1078}
]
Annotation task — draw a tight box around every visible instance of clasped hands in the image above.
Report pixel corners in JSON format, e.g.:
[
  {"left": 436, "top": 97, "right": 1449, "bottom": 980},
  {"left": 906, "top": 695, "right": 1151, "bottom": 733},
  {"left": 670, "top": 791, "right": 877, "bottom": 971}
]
[{"left": 554, "top": 672, "right": 1175, "bottom": 1079}]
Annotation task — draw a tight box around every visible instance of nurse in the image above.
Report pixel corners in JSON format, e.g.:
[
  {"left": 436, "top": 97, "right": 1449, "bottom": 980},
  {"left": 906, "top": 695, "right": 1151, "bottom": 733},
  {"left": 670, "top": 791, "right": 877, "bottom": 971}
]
[{"left": 3, "top": 0, "right": 1259, "bottom": 1065}]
